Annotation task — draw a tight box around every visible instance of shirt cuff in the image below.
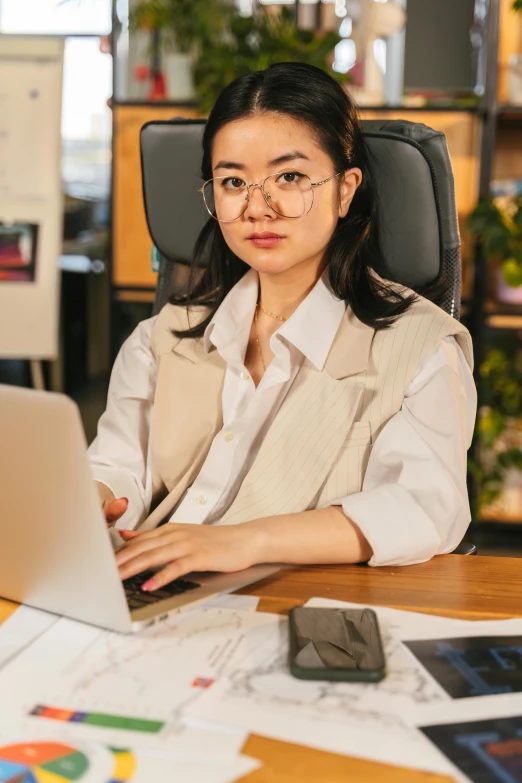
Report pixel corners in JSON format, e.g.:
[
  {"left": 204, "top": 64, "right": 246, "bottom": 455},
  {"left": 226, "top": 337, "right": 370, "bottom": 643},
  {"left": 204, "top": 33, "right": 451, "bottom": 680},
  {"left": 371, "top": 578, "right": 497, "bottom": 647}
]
[
  {"left": 329, "top": 484, "right": 442, "bottom": 567},
  {"left": 90, "top": 465, "right": 146, "bottom": 530}
]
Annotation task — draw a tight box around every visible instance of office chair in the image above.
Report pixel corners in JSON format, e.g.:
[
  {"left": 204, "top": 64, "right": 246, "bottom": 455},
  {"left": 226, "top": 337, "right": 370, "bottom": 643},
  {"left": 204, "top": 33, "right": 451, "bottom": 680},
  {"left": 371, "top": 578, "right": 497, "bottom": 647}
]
[{"left": 140, "top": 117, "right": 476, "bottom": 556}]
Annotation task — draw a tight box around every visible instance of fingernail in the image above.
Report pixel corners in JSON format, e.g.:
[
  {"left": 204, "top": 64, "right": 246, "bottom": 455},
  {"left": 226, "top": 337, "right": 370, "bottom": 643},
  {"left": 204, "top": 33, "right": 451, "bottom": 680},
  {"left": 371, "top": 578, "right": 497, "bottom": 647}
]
[
  {"left": 118, "top": 531, "right": 128, "bottom": 538},
  {"left": 141, "top": 580, "right": 155, "bottom": 592},
  {"left": 122, "top": 498, "right": 129, "bottom": 504}
]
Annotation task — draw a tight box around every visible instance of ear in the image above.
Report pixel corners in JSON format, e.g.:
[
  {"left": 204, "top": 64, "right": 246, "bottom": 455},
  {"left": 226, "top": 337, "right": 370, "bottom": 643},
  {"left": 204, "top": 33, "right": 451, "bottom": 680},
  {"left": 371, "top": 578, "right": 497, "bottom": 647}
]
[{"left": 338, "top": 168, "right": 363, "bottom": 218}]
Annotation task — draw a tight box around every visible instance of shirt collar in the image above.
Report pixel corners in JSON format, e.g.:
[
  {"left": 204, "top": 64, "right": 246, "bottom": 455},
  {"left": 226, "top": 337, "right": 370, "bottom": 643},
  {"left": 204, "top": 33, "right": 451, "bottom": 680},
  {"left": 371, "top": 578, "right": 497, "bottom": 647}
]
[
  {"left": 203, "top": 268, "right": 258, "bottom": 362},
  {"left": 277, "top": 271, "right": 345, "bottom": 371},
  {"left": 203, "top": 268, "right": 346, "bottom": 371}
]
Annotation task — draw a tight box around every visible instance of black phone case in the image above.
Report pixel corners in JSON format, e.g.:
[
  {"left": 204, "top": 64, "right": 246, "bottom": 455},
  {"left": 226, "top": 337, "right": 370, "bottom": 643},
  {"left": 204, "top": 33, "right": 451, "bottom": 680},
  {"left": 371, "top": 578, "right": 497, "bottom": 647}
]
[{"left": 288, "top": 606, "right": 386, "bottom": 682}]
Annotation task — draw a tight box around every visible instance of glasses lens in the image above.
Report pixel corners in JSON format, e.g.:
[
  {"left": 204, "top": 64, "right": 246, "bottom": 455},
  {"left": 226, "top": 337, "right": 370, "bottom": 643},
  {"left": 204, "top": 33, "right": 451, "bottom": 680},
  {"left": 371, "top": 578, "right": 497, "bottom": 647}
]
[
  {"left": 203, "top": 178, "right": 247, "bottom": 222},
  {"left": 264, "top": 172, "right": 313, "bottom": 218}
]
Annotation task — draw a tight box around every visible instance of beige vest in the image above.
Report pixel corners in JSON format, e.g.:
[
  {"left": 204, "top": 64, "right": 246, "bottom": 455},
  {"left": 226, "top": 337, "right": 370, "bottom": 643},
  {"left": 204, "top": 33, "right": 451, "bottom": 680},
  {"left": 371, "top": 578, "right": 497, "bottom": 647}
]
[{"left": 138, "top": 292, "right": 473, "bottom": 531}]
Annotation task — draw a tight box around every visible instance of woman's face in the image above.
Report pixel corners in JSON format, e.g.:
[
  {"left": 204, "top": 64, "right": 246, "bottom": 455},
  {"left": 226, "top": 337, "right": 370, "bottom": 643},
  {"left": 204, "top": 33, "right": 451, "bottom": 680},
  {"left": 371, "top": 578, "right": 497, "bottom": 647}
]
[{"left": 210, "top": 112, "right": 362, "bottom": 281}]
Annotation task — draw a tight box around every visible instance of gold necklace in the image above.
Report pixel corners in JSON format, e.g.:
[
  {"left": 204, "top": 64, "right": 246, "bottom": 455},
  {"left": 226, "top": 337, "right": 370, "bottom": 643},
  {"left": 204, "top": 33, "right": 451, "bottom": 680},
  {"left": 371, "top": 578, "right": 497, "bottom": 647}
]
[
  {"left": 254, "top": 304, "right": 266, "bottom": 372},
  {"left": 258, "top": 302, "right": 288, "bottom": 322}
]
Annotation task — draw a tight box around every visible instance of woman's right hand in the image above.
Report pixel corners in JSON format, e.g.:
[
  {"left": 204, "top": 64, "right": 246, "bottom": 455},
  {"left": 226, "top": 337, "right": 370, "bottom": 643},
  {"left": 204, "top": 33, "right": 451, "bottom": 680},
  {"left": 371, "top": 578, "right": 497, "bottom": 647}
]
[{"left": 96, "top": 481, "right": 129, "bottom": 527}]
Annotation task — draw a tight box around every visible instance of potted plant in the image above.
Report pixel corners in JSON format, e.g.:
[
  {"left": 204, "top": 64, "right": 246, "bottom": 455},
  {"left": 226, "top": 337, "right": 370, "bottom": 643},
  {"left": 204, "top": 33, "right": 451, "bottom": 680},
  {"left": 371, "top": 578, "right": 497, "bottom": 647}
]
[
  {"left": 467, "top": 194, "right": 522, "bottom": 304},
  {"left": 470, "top": 339, "right": 522, "bottom": 519},
  {"left": 129, "top": 0, "right": 230, "bottom": 101},
  {"left": 192, "top": 6, "right": 345, "bottom": 114}
]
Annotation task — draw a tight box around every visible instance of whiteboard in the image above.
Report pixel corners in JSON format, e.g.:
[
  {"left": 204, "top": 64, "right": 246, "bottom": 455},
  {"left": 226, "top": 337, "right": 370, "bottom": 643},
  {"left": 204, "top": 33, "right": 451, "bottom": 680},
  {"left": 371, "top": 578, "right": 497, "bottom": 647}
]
[{"left": 0, "top": 36, "right": 63, "bottom": 359}]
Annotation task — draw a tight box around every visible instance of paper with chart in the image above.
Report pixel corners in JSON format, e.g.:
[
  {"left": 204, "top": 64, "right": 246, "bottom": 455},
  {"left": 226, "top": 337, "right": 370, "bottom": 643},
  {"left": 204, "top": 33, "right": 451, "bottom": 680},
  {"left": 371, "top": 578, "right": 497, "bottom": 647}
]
[
  {"left": 305, "top": 598, "right": 522, "bottom": 728},
  {"left": 0, "top": 603, "right": 273, "bottom": 753},
  {"left": 185, "top": 598, "right": 522, "bottom": 774},
  {"left": 184, "top": 603, "right": 453, "bottom": 773},
  {"left": 0, "top": 724, "right": 260, "bottom": 783}
]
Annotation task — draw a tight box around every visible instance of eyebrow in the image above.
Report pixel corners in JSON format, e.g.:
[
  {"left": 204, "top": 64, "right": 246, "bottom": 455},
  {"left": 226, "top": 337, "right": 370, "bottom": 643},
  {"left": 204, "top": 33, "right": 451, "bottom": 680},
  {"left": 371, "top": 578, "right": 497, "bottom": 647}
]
[
  {"left": 269, "top": 151, "right": 310, "bottom": 167},
  {"left": 213, "top": 150, "right": 310, "bottom": 172}
]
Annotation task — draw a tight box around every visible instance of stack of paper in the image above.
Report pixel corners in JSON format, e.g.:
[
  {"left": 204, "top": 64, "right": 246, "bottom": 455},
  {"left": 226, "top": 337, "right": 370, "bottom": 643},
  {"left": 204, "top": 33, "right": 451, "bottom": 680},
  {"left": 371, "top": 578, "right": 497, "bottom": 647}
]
[
  {"left": 1, "top": 593, "right": 522, "bottom": 783},
  {"left": 183, "top": 597, "right": 522, "bottom": 782},
  {"left": 0, "top": 596, "right": 264, "bottom": 783}
]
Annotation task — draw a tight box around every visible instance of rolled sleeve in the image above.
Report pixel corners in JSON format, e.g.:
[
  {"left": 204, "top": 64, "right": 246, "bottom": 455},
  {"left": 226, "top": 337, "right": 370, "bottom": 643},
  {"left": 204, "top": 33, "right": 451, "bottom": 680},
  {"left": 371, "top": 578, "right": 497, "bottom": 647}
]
[
  {"left": 88, "top": 317, "right": 157, "bottom": 530},
  {"left": 328, "top": 337, "right": 477, "bottom": 567}
]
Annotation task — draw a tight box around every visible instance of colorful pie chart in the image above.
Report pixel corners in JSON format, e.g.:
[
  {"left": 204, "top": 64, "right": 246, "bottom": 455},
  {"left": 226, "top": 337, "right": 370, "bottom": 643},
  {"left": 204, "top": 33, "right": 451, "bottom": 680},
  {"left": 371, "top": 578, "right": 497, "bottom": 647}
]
[{"left": 0, "top": 742, "right": 89, "bottom": 783}]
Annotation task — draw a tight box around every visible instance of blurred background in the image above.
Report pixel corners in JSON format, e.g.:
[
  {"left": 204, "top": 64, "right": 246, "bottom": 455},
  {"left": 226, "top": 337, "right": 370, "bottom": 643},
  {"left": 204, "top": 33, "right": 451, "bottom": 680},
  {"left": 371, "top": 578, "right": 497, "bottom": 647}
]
[{"left": 0, "top": 0, "right": 521, "bottom": 554}]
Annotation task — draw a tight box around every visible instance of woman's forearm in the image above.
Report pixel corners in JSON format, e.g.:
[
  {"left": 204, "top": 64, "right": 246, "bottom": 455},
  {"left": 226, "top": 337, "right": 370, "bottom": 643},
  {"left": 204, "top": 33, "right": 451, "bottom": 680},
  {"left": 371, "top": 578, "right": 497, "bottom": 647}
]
[
  {"left": 246, "top": 505, "right": 373, "bottom": 565},
  {"left": 116, "top": 507, "right": 373, "bottom": 587}
]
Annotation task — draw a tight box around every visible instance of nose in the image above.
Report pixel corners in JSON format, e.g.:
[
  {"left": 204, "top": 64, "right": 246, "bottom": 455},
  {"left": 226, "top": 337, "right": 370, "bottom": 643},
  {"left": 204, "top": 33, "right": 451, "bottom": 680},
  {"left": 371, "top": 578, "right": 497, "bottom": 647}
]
[{"left": 243, "top": 183, "right": 273, "bottom": 220}]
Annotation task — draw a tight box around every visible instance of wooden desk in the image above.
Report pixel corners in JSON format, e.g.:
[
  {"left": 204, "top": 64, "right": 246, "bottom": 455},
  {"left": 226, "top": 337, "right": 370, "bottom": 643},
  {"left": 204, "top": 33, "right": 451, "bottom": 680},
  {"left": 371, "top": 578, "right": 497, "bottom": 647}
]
[
  {"left": 236, "top": 555, "right": 522, "bottom": 783},
  {"left": 1, "top": 555, "right": 520, "bottom": 782}
]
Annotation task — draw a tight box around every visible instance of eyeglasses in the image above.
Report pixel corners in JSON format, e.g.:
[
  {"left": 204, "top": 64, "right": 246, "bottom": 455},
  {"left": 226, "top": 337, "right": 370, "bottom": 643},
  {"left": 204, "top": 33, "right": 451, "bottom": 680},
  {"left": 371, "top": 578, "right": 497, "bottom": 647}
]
[{"left": 198, "top": 169, "right": 341, "bottom": 223}]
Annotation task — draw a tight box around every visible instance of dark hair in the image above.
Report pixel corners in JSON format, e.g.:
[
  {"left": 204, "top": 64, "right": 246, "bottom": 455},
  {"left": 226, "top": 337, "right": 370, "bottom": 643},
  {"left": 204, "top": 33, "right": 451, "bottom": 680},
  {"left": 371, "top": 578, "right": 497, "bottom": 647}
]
[{"left": 171, "top": 62, "right": 417, "bottom": 338}]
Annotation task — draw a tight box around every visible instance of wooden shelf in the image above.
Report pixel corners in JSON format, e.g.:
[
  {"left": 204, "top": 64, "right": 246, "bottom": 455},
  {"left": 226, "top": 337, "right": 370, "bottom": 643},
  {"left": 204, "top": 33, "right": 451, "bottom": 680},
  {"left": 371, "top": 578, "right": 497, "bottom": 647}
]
[
  {"left": 358, "top": 104, "right": 480, "bottom": 113},
  {"left": 112, "top": 99, "right": 199, "bottom": 109},
  {"left": 485, "top": 300, "right": 522, "bottom": 312},
  {"left": 112, "top": 100, "right": 482, "bottom": 114},
  {"left": 461, "top": 301, "right": 522, "bottom": 330},
  {"left": 483, "top": 301, "right": 522, "bottom": 329},
  {"left": 498, "top": 105, "right": 522, "bottom": 114},
  {"left": 113, "top": 288, "right": 155, "bottom": 304},
  {"left": 486, "top": 315, "right": 522, "bottom": 329},
  {"left": 497, "top": 106, "right": 522, "bottom": 127},
  {"left": 479, "top": 513, "right": 522, "bottom": 525}
]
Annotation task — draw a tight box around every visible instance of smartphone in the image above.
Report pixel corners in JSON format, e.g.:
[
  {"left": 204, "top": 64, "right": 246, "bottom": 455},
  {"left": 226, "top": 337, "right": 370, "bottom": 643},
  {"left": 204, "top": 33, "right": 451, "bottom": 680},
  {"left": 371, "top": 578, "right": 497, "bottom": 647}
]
[{"left": 288, "top": 606, "right": 386, "bottom": 683}]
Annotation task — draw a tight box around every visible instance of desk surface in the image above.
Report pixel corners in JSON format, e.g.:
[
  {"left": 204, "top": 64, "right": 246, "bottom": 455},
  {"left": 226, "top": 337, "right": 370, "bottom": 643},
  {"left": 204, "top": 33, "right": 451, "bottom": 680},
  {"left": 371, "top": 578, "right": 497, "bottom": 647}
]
[{"left": 1, "top": 555, "right": 520, "bottom": 783}]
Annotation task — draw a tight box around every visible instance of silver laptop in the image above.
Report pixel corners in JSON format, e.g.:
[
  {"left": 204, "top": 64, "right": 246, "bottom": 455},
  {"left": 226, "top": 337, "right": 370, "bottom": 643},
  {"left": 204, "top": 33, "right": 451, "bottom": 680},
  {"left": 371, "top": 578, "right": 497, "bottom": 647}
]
[{"left": 0, "top": 384, "right": 278, "bottom": 633}]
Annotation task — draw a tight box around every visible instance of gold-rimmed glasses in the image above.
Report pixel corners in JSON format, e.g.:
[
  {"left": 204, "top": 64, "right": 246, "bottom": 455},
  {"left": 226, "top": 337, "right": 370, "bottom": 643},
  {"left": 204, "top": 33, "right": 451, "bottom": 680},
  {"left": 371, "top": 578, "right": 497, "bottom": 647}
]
[{"left": 198, "top": 169, "right": 341, "bottom": 223}]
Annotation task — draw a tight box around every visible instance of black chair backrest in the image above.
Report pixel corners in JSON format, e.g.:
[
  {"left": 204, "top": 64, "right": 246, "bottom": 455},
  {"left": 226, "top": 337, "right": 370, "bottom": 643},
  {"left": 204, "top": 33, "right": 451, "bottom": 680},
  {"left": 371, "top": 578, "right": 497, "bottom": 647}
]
[{"left": 140, "top": 118, "right": 461, "bottom": 319}]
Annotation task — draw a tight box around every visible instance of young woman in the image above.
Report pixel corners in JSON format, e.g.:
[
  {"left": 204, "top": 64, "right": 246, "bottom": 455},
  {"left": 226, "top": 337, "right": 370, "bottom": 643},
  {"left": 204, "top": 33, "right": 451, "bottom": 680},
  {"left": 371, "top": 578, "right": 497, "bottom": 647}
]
[{"left": 90, "top": 63, "right": 476, "bottom": 591}]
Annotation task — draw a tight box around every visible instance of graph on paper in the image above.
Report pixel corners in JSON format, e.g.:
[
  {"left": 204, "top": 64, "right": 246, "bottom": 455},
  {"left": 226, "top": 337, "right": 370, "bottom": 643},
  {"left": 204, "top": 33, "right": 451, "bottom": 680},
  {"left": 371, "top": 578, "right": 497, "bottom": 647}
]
[
  {"left": 0, "top": 741, "right": 134, "bottom": 783},
  {"left": 29, "top": 607, "right": 274, "bottom": 732}
]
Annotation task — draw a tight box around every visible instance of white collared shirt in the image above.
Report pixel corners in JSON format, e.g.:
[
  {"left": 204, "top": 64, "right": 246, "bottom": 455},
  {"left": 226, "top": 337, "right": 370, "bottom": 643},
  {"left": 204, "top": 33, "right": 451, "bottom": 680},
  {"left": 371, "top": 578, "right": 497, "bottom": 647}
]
[{"left": 88, "top": 270, "right": 477, "bottom": 567}]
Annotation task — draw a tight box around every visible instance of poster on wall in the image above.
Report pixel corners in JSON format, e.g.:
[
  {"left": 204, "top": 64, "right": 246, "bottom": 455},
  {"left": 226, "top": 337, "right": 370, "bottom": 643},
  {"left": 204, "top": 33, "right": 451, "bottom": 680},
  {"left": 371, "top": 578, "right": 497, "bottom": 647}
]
[
  {"left": 0, "top": 222, "right": 38, "bottom": 282},
  {"left": 0, "top": 36, "right": 63, "bottom": 360}
]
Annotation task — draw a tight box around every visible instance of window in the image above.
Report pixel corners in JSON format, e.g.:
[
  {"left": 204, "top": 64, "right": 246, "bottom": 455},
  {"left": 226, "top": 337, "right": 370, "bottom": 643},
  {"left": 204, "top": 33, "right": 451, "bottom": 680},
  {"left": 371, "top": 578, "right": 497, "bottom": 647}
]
[
  {"left": 0, "top": 0, "right": 111, "bottom": 36},
  {"left": 62, "top": 37, "right": 112, "bottom": 198},
  {"left": 0, "top": 2, "right": 113, "bottom": 198}
]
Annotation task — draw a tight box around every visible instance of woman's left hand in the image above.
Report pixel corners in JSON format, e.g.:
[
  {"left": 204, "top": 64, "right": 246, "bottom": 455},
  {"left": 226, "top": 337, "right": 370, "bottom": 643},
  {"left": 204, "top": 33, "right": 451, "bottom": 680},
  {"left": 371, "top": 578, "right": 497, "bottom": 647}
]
[{"left": 115, "top": 523, "right": 262, "bottom": 590}]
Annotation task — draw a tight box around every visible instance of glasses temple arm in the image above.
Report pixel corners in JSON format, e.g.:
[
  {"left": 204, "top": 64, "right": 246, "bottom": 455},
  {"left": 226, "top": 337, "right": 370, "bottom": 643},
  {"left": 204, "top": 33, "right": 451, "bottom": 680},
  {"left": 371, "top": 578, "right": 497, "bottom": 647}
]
[{"left": 310, "top": 172, "right": 342, "bottom": 188}]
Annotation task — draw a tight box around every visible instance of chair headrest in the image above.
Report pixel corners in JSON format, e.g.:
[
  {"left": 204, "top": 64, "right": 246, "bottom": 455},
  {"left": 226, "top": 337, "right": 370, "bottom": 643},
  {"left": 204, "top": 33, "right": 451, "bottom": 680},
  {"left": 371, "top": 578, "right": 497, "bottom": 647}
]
[{"left": 140, "top": 117, "right": 460, "bottom": 290}]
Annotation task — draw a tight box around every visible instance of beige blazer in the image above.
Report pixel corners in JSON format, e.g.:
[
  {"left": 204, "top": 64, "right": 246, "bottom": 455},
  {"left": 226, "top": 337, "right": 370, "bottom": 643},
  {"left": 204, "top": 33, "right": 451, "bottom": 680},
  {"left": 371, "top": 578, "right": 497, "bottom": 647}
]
[{"left": 138, "top": 291, "right": 473, "bottom": 532}]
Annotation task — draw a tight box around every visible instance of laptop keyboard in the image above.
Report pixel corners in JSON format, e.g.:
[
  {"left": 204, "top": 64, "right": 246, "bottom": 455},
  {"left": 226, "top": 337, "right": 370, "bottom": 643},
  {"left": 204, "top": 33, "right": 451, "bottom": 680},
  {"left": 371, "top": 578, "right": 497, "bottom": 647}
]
[{"left": 123, "top": 570, "right": 201, "bottom": 610}]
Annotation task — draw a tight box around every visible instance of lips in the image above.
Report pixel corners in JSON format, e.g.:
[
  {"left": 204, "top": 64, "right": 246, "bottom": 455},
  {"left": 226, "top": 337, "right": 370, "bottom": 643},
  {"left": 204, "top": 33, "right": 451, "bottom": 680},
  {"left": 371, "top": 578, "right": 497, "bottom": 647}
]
[
  {"left": 247, "top": 232, "right": 285, "bottom": 248},
  {"left": 247, "top": 232, "right": 283, "bottom": 239}
]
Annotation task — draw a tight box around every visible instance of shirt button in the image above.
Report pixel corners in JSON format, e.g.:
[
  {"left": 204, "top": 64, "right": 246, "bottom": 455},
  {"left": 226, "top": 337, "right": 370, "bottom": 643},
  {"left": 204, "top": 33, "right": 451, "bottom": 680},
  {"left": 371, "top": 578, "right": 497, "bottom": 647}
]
[
  {"left": 240, "top": 371, "right": 250, "bottom": 381},
  {"left": 224, "top": 432, "right": 235, "bottom": 442},
  {"left": 196, "top": 495, "right": 207, "bottom": 505}
]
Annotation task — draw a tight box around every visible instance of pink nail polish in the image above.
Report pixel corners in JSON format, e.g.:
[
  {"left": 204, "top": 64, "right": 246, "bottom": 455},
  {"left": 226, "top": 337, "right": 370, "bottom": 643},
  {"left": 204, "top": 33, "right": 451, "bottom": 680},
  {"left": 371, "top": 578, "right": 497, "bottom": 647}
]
[{"left": 141, "top": 580, "right": 154, "bottom": 592}]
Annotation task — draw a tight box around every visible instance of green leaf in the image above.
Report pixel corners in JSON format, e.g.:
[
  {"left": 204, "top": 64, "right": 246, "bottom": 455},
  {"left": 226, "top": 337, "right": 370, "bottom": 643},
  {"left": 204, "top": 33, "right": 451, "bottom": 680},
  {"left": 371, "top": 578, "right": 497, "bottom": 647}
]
[
  {"left": 501, "top": 258, "right": 522, "bottom": 288},
  {"left": 513, "top": 202, "right": 522, "bottom": 233},
  {"left": 478, "top": 409, "right": 506, "bottom": 446},
  {"left": 486, "top": 225, "right": 511, "bottom": 258},
  {"left": 467, "top": 199, "right": 503, "bottom": 235}
]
